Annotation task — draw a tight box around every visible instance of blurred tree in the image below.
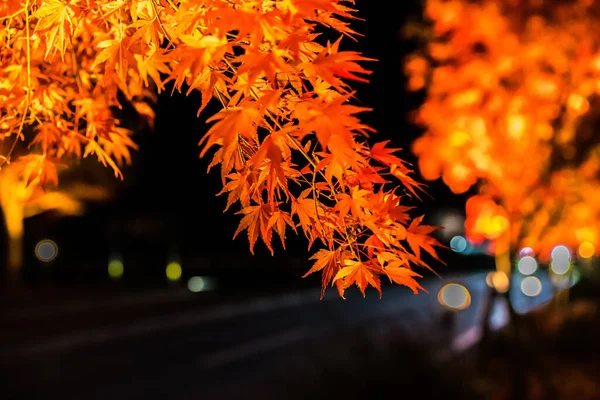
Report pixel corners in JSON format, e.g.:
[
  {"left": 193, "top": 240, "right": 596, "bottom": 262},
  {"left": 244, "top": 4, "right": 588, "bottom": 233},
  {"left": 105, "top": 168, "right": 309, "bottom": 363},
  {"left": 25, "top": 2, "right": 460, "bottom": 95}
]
[
  {"left": 0, "top": 152, "right": 111, "bottom": 286},
  {"left": 405, "top": 0, "right": 600, "bottom": 265},
  {"left": 0, "top": 0, "right": 442, "bottom": 297}
]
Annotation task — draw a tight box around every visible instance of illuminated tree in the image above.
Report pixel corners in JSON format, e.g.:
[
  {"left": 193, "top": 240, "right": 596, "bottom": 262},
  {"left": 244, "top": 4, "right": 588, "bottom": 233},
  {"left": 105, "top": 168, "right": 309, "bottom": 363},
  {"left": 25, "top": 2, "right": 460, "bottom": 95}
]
[
  {"left": 0, "top": 1, "right": 442, "bottom": 297},
  {"left": 0, "top": 142, "right": 111, "bottom": 284},
  {"left": 405, "top": 0, "right": 600, "bottom": 267}
]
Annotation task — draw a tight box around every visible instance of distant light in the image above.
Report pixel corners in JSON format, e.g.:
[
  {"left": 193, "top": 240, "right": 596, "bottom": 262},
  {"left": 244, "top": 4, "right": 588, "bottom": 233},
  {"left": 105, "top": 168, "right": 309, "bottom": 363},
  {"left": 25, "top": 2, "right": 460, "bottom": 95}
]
[
  {"left": 491, "top": 271, "right": 510, "bottom": 293},
  {"left": 35, "top": 239, "right": 58, "bottom": 262},
  {"left": 438, "top": 212, "right": 465, "bottom": 239},
  {"left": 551, "top": 259, "right": 570, "bottom": 275},
  {"left": 108, "top": 258, "right": 124, "bottom": 279},
  {"left": 438, "top": 283, "right": 471, "bottom": 310},
  {"left": 450, "top": 235, "right": 468, "bottom": 253},
  {"left": 485, "top": 272, "right": 495, "bottom": 287},
  {"left": 521, "top": 276, "right": 542, "bottom": 297},
  {"left": 519, "top": 247, "right": 535, "bottom": 258},
  {"left": 166, "top": 261, "right": 182, "bottom": 281},
  {"left": 517, "top": 256, "right": 538, "bottom": 276},
  {"left": 551, "top": 245, "right": 571, "bottom": 262},
  {"left": 578, "top": 242, "right": 595, "bottom": 259},
  {"left": 187, "top": 276, "right": 206, "bottom": 292},
  {"left": 550, "top": 272, "right": 570, "bottom": 288},
  {"left": 491, "top": 215, "right": 508, "bottom": 232},
  {"left": 488, "top": 296, "right": 510, "bottom": 331}
]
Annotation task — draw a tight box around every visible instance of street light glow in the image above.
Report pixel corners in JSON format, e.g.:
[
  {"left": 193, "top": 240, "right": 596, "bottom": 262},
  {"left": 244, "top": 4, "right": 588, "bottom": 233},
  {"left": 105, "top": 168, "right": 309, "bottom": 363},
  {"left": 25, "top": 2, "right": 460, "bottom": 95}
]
[
  {"left": 517, "top": 256, "right": 537, "bottom": 275},
  {"left": 521, "top": 276, "right": 542, "bottom": 297},
  {"left": 438, "top": 283, "right": 471, "bottom": 311},
  {"left": 35, "top": 239, "right": 58, "bottom": 262},
  {"left": 166, "top": 261, "right": 182, "bottom": 281}
]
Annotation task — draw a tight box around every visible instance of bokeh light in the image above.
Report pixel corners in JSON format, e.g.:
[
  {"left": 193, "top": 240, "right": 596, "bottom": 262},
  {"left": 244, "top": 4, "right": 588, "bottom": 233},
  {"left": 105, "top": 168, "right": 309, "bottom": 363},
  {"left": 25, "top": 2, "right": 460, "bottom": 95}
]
[
  {"left": 438, "top": 283, "right": 471, "bottom": 310},
  {"left": 551, "top": 259, "right": 570, "bottom": 275},
  {"left": 187, "top": 276, "right": 206, "bottom": 292},
  {"left": 491, "top": 271, "right": 510, "bottom": 293},
  {"left": 437, "top": 211, "right": 465, "bottom": 240},
  {"left": 551, "top": 245, "right": 571, "bottom": 262},
  {"left": 517, "top": 256, "right": 537, "bottom": 276},
  {"left": 166, "top": 261, "right": 182, "bottom": 281},
  {"left": 578, "top": 242, "right": 595, "bottom": 259},
  {"left": 108, "top": 258, "right": 124, "bottom": 280},
  {"left": 485, "top": 272, "right": 494, "bottom": 287},
  {"left": 521, "top": 276, "right": 543, "bottom": 297},
  {"left": 450, "top": 235, "right": 468, "bottom": 253},
  {"left": 35, "top": 239, "right": 58, "bottom": 262},
  {"left": 519, "top": 247, "right": 535, "bottom": 258}
]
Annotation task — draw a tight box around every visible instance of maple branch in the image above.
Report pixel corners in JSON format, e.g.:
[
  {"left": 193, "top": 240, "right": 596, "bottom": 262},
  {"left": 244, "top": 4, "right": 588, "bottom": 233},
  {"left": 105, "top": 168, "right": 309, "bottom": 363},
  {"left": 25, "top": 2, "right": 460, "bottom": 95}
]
[
  {"left": 311, "top": 165, "right": 329, "bottom": 238},
  {"left": 220, "top": 53, "right": 377, "bottom": 256},
  {"left": 24, "top": 0, "right": 32, "bottom": 101},
  {"left": 0, "top": 105, "right": 30, "bottom": 169},
  {"left": 0, "top": 0, "right": 437, "bottom": 297},
  {"left": 221, "top": 57, "right": 338, "bottom": 191}
]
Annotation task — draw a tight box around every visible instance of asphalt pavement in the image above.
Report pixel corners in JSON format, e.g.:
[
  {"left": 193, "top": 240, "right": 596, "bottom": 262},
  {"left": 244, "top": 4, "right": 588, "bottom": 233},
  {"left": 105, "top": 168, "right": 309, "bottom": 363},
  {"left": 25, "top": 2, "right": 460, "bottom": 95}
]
[{"left": 0, "top": 270, "right": 560, "bottom": 399}]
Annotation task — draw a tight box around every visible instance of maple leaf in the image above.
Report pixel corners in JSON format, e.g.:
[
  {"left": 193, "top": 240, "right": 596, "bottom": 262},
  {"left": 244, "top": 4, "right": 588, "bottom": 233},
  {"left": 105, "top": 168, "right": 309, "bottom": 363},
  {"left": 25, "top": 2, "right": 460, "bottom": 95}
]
[
  {"left": 218, "top": 172, "right": 254, "bottom": 211},
  {"left": 384, "top": 264, "right": 426, "bottom": 295},
  {"left": 368, "top": 140, "right": 406, "bottom": 166},
  {"left": 303, "top": 248, "right": 345, "bottom": 299},
  {"left": 333, "top": 258, "right": 383, "bottom": 298},
  {"left": 33, "top": 0, "right": 79, "bottom": 60},
  {"left": 406, "top": 215, "right": 444, "bottom": 272},
  {"left": 335, "top": 186, "right": 370, "bottom": 221},
  {"left": 186, "top": 67, "right": 230, "bottom": 115},
  {"left": 199, "top": 103, "right": 262, "bottom": 158},
  {"left": 234, "top": 48, "right": 293, "bottom": 87},
  {"left": 233, "top": 203, "right": 278, "bottom": 255},
  {"left": 266, "top": 210, "right": 293, "bottom": 250},
  {"left": 93, "top": 35, "right": 136, "bottom": 82},
  {"left": 97, "top": 127, "right": 139, "bottom": 167},
  {"left": 291, "top": 189, "right": 323, "bottom": 246},
  {"left": 301, "top": 37, "right": 375, "bottom": 89},
  {"left": 135, "top": 44, "right": 171, "bottom": 92},
  {"left": 293, "top": 92, "right": 373, "bottom": 149},
  {"left": 82, "top": 140, "right": 123, "bottom": 180},
  {"left": 168, "top": 34, "right": 228, "bottom": 92},
  {"left": 249, "top": 133, "right": 289, "bottom": 203},
  {"left": 15, "top": 154, "right": 65, "bottom": 189},
  {"left": 390, "top": 163, "right": 426, "bottom": 200}
]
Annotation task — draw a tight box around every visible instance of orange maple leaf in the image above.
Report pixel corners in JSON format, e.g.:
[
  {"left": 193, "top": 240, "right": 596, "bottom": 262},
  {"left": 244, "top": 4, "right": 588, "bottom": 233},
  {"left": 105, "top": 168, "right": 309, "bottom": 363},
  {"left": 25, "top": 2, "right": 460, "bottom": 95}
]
[
  {"left": 303, "top": 248, "right": 345, "bottom": 299},
  {"left": 406, "top": 215, "right": 445, "bottom": 272},
  {"left": 333, "top": 258, "right": 383, "bottom": 298},
  {"left": 33, "top": 0, "right": 78, "bottom": 60}
]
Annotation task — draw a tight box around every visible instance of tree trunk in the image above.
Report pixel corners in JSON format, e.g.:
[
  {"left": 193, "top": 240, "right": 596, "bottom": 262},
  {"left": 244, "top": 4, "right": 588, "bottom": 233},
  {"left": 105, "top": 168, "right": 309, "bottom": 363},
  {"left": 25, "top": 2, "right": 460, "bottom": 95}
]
[
  {"left": 1, "top": 202, "right": 24, "bottom": 288},
  {"left": 5, "top": 235, "right": 23, "bottom": 286}
]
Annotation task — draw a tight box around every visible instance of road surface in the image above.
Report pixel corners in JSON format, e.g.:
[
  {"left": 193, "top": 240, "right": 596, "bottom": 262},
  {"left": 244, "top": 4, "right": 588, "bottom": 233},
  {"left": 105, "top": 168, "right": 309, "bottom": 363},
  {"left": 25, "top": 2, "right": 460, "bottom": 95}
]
[{"left": 0, "top": 270, "right": 560, "bottom": 399}]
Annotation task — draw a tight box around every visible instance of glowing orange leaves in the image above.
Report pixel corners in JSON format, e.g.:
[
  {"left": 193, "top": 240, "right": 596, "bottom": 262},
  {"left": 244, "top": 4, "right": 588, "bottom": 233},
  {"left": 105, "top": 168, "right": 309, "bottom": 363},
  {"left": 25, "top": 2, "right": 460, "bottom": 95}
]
[
  {"left": 407, "top": 0, "right": 600, "bottom": 257},
  {"left": 32, "top": 0, "right": 78, "bottom": 60},
  {"left": 465, "top": 195, "right": 508, "bottom": 242},
  {"left": 0, "top": 0, "right": 445, "bottom": 298}
]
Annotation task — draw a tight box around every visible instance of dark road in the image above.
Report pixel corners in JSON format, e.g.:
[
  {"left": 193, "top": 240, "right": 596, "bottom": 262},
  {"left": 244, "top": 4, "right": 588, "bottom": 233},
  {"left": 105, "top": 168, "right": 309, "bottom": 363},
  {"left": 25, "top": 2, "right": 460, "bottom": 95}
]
[{"left": 0, "top": 270, "right": 561, "bottom": 399}]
